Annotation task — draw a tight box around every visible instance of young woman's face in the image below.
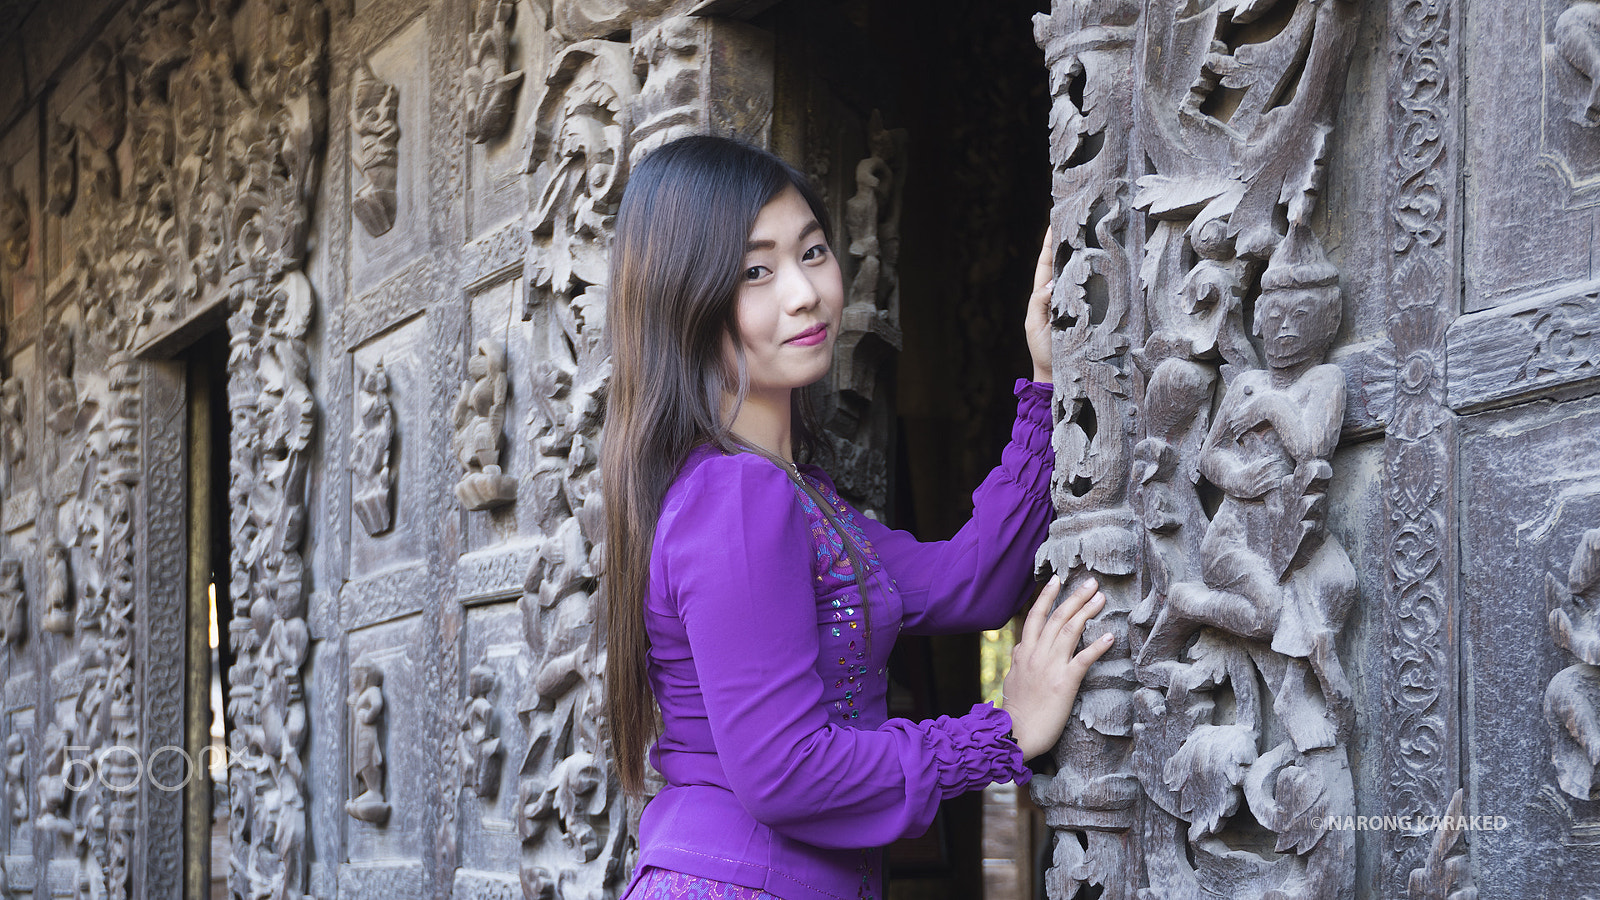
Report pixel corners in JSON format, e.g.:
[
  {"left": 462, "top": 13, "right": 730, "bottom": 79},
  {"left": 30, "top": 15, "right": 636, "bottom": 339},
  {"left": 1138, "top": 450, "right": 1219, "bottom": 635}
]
[{"left": 730, "top": 185, "right": 843, "bottom": 398}]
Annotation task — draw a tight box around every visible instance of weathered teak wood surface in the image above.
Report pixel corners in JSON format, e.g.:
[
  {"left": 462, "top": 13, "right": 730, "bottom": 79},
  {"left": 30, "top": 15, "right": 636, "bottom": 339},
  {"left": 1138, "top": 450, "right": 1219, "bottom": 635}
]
[{"left": 0, "top": 0, "right": 1597, "bottom": 898}]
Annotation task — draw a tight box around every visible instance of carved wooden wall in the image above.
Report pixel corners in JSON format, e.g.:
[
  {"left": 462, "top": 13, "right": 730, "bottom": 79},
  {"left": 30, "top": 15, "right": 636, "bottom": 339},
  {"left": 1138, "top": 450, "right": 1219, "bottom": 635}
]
[
  {"left": 1027, "top": 0, "right": 1600, "bottom": 898},
  {"left": 0, "top": 0, "right": 1598, "bottom": 898}
]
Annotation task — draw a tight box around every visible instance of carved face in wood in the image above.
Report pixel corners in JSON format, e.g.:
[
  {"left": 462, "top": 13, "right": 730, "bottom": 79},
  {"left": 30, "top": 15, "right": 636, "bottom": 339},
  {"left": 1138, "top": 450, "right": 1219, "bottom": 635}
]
[
  {"left": 729, "top": 185, "right": 844, "bottom": 402},
  {"left": 1254, "top": 283, "right": 1339, "bottom": 370}
]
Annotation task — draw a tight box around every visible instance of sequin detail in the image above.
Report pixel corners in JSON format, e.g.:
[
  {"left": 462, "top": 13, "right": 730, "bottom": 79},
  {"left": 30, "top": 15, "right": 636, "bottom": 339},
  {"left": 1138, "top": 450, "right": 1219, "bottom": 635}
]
[
  {"left": 789, "top": 471, "right": 880, "bottom": 583},
  {"left": 623, "top": 867, "right": 778, "bottom": 899}
]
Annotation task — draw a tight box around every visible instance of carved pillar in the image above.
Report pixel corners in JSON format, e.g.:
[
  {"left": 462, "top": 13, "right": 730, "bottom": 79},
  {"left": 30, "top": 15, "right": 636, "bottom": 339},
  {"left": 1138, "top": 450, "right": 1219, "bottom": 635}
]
[
  {"left": 1030, "top": 5, "right": 1141, "bottom": 899},
  {"left": 1382, "top": 0, "right": 1466, "bottom": 895},
  {"left": 1036, "top": 2, "right": 1364, "bottom": 897},
  {"left": 516, "top": 32, "right": 636, "bottom": 900}
]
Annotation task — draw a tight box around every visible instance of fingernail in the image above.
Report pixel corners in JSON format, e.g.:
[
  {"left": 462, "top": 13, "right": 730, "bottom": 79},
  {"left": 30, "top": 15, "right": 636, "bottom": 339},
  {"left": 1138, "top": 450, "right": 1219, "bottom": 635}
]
[
  {"left": 1101, "top": 634, "right": 1114, "bottom": 643},
  {"left": 1092, "top": 593, "right": 1105, "bottom": 605},
  {"left": 1084, "top": 577, "right": 1098, "bottom": 590},
  {"left": 1046, "top": 279, "right": 1056, "bottom": 291},
  {"left": 1049, "top": 574, "right": 1061, "bottom": 585}
]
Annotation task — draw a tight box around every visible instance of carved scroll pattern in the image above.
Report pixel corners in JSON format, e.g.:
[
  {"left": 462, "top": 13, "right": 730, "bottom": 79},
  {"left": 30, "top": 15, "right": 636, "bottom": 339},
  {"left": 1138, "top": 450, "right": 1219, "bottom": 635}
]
[
  {"left": 1030, "top": 5, "right": 1141, "bottom": 899},
  {"left": 516, "top": 35, "right": 635, "bottom": 900},
  {"left": 1381, "top": 0, "right": 1462, "bottom": 894},
  {"left": 1035, "top": 1, "right": 1363, "bottom": 898}
]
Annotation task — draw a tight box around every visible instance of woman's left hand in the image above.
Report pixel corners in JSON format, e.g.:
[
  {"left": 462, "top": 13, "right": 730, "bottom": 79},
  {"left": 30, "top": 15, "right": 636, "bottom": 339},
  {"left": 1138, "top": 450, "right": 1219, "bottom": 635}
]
[{"left": 1026, "top": 227, "right": 1055, "bottom": 384}]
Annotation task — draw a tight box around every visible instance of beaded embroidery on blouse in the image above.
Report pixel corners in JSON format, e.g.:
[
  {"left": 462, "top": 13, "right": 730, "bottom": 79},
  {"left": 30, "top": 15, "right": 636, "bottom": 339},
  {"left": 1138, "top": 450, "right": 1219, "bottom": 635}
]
[{"left": 789, "top": 471, "right": 881, "bottom": 583}]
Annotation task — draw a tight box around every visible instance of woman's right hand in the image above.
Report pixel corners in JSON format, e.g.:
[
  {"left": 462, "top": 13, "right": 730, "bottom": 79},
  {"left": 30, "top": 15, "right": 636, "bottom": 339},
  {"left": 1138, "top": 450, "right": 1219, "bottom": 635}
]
[{"left": 1001, "top": 576, "right": 1112, "bottom": 760}]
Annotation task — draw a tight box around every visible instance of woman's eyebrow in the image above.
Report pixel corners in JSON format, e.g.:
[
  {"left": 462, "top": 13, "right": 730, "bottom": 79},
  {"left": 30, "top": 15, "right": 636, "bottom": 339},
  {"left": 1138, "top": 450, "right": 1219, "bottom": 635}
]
[{"left": 745, "top": 220, "right": 823, "bottom": 252}]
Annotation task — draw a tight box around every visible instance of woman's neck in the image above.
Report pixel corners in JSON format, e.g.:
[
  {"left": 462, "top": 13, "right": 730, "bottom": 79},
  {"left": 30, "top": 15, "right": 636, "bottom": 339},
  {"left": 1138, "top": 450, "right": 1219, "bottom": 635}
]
[{"left": 725, "top": 387, "right": 794, "bottom": 463}]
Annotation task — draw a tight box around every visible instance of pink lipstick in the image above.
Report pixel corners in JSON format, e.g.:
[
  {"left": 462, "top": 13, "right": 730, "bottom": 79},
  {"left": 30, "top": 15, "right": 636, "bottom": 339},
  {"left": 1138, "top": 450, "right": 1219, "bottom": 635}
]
[{"left": 787, "top": 324, "right": 828, "bottom": 346}]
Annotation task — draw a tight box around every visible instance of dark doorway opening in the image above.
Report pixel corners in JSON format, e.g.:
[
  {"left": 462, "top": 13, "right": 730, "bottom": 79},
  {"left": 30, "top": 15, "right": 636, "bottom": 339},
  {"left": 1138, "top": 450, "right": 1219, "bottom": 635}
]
[
  {"left": 761, "top": 2, "right": 1052, "bottom": 897},
  {"left": 183, "top": 328, "right": 232, "bottom": 900}
]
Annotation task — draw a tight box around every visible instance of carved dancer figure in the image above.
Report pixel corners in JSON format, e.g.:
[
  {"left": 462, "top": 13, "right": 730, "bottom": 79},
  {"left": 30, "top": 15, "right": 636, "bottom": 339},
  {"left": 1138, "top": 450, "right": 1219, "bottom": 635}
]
[
  {"left": 452, "top": 339, "right": 517, "bottom": 510},
  {"left": 351, "top": 62, "right": 400, "bottom": 237},
  {"left": 41, "top": 542, "right": 72, "bottom": 634},
  {"left": 1, "top": 376, "right": 24, "bottom": 487},
  {"left": 35, "top": 722, "right": 72, "bottom": 838},
  {"left": 0, "top": 181, "right": 25, "bottom": 272},
  {"left": 345, "top": 656, "right": 391, "bottom": 824},
  {"left": 6, "top": 732, "right": 25, "bottom": 828},
  {"left": 0, "top": 559, "right": 23, "bottom": 645},
  {"left": 464, "top": 0, "right": 524, "bottom": 142},
  {"left": 459, "top": 663, "right": 502, "bottom": 798},
  {"left": 1557, "top": 1, "right": 1600, "bottom": 126},
  {"left": 1143, "top": 224, "right": 1357, "bottom": 708},
  {"left": 351, "top": 361, "right": 395, "bottom": 536},
  {"left": 1547, "top": 528, "right": 1600, "bottom": 799}
]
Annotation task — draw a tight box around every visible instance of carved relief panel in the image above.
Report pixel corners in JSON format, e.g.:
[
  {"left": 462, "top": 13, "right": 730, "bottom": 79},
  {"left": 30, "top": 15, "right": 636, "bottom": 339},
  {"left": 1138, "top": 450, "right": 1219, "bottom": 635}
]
[{"left": 1034, "top": 1, "right": 1366, "bottom": 897}]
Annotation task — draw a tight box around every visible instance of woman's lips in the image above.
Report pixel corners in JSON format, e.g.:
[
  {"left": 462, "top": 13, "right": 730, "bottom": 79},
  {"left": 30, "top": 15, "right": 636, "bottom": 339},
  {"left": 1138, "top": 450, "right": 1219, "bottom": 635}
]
[{"left": 786, "top": 324, "right": 828, "bottom": 346}]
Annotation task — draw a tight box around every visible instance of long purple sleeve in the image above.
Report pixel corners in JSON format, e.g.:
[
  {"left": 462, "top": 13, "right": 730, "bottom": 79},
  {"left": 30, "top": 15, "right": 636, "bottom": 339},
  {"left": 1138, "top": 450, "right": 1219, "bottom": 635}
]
[
  {"left": 858, "top": 379, "right": 1056, "bottom": 634},
  {"left": 650, "top": 451, "right": 1027, "bottom": 848},
  {"left": 633, "top": 379, "right": 1055, "bottom": 899}
]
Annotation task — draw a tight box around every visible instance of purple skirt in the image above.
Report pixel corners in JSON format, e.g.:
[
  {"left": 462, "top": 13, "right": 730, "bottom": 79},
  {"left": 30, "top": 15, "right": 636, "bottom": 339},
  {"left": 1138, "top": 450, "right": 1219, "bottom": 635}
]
[{"left": 621, "top": 866, "right": 779, "bottom": 900}]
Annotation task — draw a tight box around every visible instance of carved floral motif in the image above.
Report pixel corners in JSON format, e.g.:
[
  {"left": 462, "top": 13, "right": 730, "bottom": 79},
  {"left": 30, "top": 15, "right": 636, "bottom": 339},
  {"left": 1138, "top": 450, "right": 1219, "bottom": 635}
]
[
  {"left": 517, "top": 31, "right": 631, "bottom": 899},
  {"left": 1033, "top": 1, "right": 1363, "bottom": 897},
  {"left": 1383, "top": 0, "right": 1462, "bottom": 893}
]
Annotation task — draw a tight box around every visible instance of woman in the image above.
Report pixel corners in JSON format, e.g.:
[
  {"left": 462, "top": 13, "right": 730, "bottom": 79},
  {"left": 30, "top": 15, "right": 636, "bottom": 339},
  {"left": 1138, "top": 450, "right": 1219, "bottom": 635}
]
[{"left": 603, "top": 135, "right": 1112, "bottom": 900}]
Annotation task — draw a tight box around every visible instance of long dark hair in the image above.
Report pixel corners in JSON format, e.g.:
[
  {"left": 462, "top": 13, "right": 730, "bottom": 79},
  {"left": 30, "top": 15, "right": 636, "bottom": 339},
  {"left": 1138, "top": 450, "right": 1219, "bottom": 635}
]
[{"left": 603, "top": 135, "right": 833, "bottom": 797}]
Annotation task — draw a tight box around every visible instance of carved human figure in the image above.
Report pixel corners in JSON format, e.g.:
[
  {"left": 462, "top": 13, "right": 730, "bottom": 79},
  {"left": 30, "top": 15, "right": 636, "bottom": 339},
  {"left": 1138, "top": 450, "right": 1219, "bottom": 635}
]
[
  {"left": 351, "top": 62, "right": 401, "bottom": 237},
  {"left": 0, "top": 182, "right": 25, "bottom": 272},
  {"left": 1557, "top": 1, "right": 1600, "bottom": 126},
  {"left": 452, "top": 339, "right": 517, "bottom": 510},
  {"left": 459, "top": 663, "right": 502, "bottom": 798},
  {"left": 42, "top": 323, "right": 76, "bottom": 435},
  {"left": 1143, "top": 224, "right": 1356, "bottom": 708},
  {"left": 345, "top": 656, "right": 391, "bottom": 824},
  {"left": 34, "top": 722, "right": 71, "bottom": 837},
  {"left": 351, "top": 361, "right": 395, "bottom": 536},
  {"left": 1, "top": 376, "right": 25, "bottom": 489},
  {"left": 464, "top": 0, "right": 525, "bottom": 142},
  {"left": 42, "top": 542, "right": 73, "bottom": 634},
  {"left": 4, "top": 732, "right": 22, "bottom": 832},
  {"left": 1547, "top": 527, "right": 1600, "bottom": 799},
  {"left": 0, "top": 559, "right": 24, "bottom": 646}
]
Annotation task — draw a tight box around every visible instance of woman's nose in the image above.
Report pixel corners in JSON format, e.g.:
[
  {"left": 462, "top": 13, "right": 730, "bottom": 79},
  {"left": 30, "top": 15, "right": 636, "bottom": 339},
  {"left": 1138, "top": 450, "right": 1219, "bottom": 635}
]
[{"left": 780, "top": 265, "right": 822, "bottom": 311}]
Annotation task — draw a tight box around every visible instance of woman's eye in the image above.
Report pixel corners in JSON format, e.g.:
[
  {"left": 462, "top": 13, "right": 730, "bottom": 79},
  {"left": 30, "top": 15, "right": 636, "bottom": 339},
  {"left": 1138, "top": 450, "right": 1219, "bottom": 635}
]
[
  {"left": 744, "top": 265, "right": 769, "bottom": 281},
  {"left": 803, "top": 244, "right": 830, "bottom": 262}
]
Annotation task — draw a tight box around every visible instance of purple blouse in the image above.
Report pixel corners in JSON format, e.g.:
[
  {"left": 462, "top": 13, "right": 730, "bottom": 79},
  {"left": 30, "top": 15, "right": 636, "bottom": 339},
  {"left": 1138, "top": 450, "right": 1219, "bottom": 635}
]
[{"left": 627, "top": 379, "right": 1056, "bottom": 900}]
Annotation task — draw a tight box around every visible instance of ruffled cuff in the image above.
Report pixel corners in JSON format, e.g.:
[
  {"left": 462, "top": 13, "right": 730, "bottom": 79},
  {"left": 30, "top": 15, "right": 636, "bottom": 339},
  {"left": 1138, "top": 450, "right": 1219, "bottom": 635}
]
[
  {"left": 1000, "top": 378, "right": 1054, "bottom": 498},
  {"left": 926, "top": 702, "right": 1032, "bottom": 799}
]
